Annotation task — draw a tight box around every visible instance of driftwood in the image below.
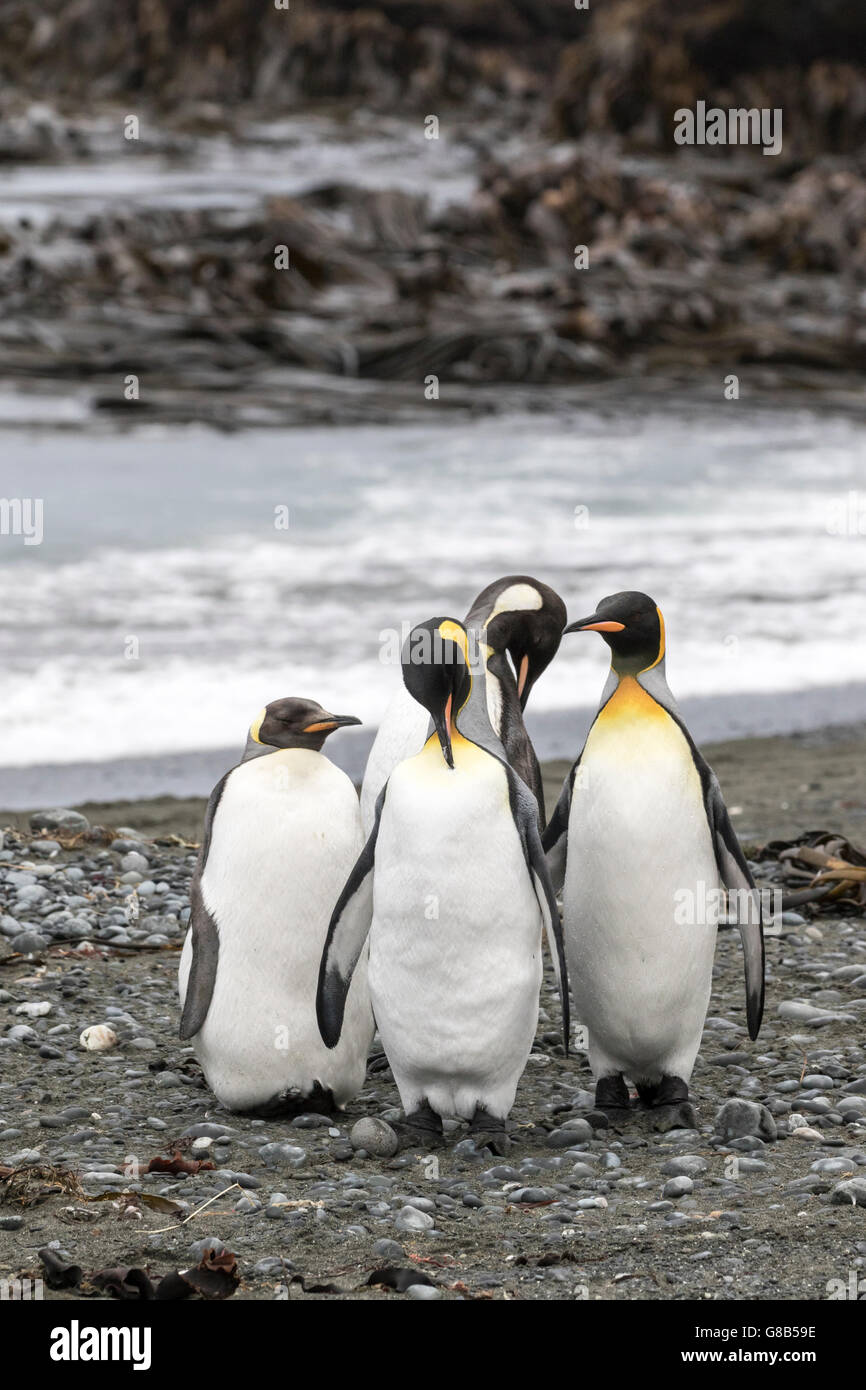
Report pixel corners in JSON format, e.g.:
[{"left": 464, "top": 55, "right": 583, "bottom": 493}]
[{"left": 759, "top": 831, "right": 866, "bottom": 914}]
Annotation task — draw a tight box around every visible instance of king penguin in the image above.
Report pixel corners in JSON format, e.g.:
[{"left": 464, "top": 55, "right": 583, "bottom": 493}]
[
  {"left": 359, "top": 576, "right": 566, "bottom": 833},
  {"left": 318, "top": 618, "right": 570, "bottom": 1154},
  {"left": 178, "top": 697, "right": 374, "bottom": 1115},
  {"left": 543, "top": 592, "right": 764, "bottom": 1130}
]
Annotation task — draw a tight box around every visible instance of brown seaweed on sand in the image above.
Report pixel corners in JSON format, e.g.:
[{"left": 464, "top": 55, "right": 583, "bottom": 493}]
[{"left": 760, "top": 830, "right": 866, "bottom": 913}]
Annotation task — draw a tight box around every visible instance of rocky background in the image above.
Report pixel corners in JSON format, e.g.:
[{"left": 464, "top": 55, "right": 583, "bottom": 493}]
[{"left": 1, "top": 0, "right": 865, "bottom": 423}]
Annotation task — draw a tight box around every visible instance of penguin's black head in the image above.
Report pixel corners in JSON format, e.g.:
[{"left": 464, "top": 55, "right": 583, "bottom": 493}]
[
  {"left": 464, "top": 576, "right": 567, "bottom": 709},
  {"left": 250, "top": 697, "right": 361, "bottom": 752},
  {"left": 565, "top": 591, "right": 665, "bottom": 674},
  {"left": 401, "top": 617, "right": 471, "bottom": 768}
]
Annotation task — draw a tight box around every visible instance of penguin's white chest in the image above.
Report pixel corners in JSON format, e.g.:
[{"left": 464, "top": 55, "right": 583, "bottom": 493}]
[
  {"left": 370, "top": 738, "right": 543, "bottom": 1120},
  {"left": 178, "top": 749, "right": 372, "bottom": 1111},
  {"left": 564, "top": 679, "right": 719, "bottom": 1084}
]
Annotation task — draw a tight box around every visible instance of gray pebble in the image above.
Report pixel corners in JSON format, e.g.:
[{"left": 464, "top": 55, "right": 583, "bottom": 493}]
[
  {"left": 714, "top": 1099, "right": 777, "bottom": 1143},
  {"left": 7, "top": 1024, "right": 39, "bottom": 1043},
  {"left": 663, "top": 1176, "right": 694, "bottom": 1199},
  {"left": 511, "top": 1186, "right": 555, "bottom": 1203},
  {"left": 30, "top": 809, "right": 89, "bottom": 832},
  {"left": 121, "top": 852, "right": 149, "bottom": 873},
  {"left": 661, "top": 1155, "right": 708, "bottom": 1177},
  {"left": 394, "top": 1205, "right": 435, "bottom": 1233},
  {"left": 350, "top": 1118, "right": 399, "bottom": 1158},
  {"left": 830, "top": 1178, "right": 866, "bottom": 1207},
  {"left": 258, "top": 1142, "right": 306, "bottom": 1168},
  {"left": 10, "top": 932, "right": 48, "bottom": 955}
]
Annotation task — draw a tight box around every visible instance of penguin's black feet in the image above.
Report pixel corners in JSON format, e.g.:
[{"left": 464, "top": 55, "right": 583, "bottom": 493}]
[
  {"left": 244, "top": 1081, "right": 336, "bottom": 1118},
  {"left": 468, "top": 1107, "right": 512, "bottom": 1156},
  {"left": 587, "top": 1074, "right": 632, "bottom": 1130},
  {"left": 638, "top": 1075, "right": 698, "bottom": 1132},
  {"left": 394, "top": 1102, "right": 444, "bottom": 1151}
]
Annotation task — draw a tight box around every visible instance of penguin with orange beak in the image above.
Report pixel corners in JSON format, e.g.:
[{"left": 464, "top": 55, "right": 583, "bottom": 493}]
[
  {"left": 178, "top": 697, "right": 373, "bottom": 1114},
  {"left": 544, "top": 592, "right": 764, "bottom": 1130}
]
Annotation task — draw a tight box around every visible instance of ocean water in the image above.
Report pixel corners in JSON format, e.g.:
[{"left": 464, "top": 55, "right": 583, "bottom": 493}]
[{"left": 1, "top": 403, "right": 865, "bottom": 804}]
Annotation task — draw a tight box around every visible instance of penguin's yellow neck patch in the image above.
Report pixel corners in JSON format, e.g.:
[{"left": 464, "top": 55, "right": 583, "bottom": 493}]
[
  {"left": 597, "top": 676, "right": 668, "bottom": 728},
  {"left": 420, "top": 728, "right": 483, "bottom": 767},
  {"left": 249, "top": 706, "right": 267, "bottom": 744},
  {"left": 645, "top": 606, "right": 666, "bottom": 671}
]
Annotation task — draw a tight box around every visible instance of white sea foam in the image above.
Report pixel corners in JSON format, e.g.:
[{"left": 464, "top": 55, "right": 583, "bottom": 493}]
[{"left": 0, "top": 408, "right": 864, "bottom": 769}]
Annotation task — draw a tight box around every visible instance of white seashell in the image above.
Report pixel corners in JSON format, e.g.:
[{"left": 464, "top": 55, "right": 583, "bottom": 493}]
[{"left": 79, "top": 1024, "right": 117, "bottom": 1051}]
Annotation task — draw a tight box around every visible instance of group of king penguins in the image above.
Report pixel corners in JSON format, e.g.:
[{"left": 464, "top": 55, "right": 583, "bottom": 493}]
[{"left": 178, "top": 576, "right": 765, "bottom": 1152}]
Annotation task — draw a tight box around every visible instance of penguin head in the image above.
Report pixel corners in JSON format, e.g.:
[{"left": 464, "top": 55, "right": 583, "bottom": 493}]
[
  {"left": 565, "top": 591, "right": 665, "bottom": 674},
  {"left": 249, "top": 697, "right": 361, "bottom": 752},
  {"left": 401, "top": 617, "right": 471, "bottom": 768},
  {"left": 464, "top": 576, "right": 567, "bottom": 709}
]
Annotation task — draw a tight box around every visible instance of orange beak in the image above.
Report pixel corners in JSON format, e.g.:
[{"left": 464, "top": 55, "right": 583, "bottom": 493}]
[
  {"left": 517, "top": 653, "right": 530, "bottom": 698},
  {"left": 302, "top": 714, "right": 362, "bottom": 733},
  {"left": 564, "top": 619, "right": 625, "bottom": 634}
]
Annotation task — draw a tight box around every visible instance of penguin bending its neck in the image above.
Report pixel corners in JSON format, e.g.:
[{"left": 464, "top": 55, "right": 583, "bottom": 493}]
[
  {"left": 318, "top": 618, "right": 570, "bottom": 1154},
  {"left": 178, "top": 697, "right": 374, "bottom": 1116},
  {"left": 544, "top": 592, "right": 764, "bottom": 1131},
  {"left": 359, "top": 576, "right": 566, "bottom": 834}
]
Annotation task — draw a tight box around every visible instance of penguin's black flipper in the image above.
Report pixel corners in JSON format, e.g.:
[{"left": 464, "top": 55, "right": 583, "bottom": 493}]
[
  {"left": 702, "top": 766, "right": 765, "bottom": 1041},
  {"left": 317, "top": 789, "right": 384, "bottom": 1049},
  {"left": 179, "top": 771, "right": 230, "bottom": 1041},
  {"left": 508, "top": 771, "right": 571, "bottom": 1054},
  {"left": 654, "top": 688, "right": 765, "bottom": 1042}
]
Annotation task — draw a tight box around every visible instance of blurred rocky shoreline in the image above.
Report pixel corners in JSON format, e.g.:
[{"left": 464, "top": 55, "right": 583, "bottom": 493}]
[{"left": 1, "top": 1, "right": 864, "bottom": 426}]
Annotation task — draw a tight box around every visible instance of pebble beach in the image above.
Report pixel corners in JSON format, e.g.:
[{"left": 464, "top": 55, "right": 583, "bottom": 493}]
[{"left": 1, "top": 733, "right": 865, "bottom": 1302}]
